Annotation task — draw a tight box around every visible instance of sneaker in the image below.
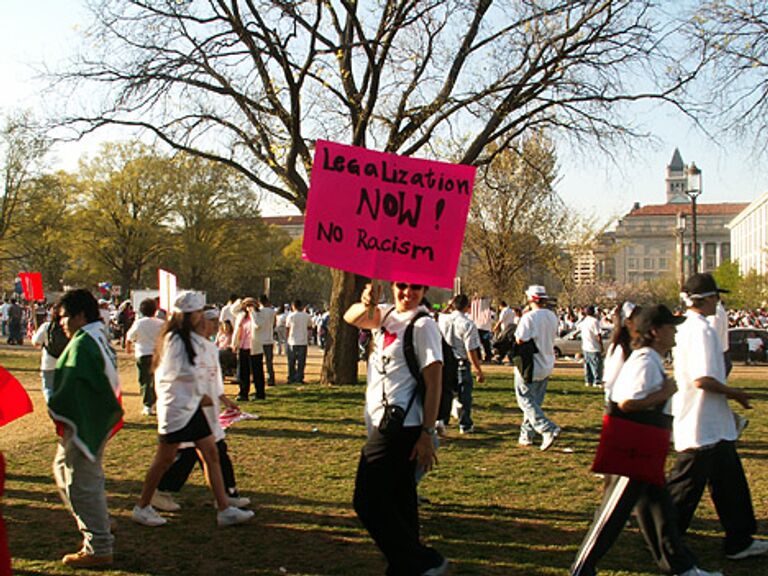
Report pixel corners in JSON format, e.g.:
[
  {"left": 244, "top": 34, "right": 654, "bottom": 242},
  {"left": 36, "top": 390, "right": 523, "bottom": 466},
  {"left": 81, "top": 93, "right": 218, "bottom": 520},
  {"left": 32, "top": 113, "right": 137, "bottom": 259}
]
[
  {"left": 422, "top": 556, "right": 449, "bottom": 576},
  {"left": 677, "top": 568, "right": 723, "bottom": 576},
  {"left": 151, "top": 490, "right": 181, "bottom": 512},
  {"left": 235, "top": 395, "right": 248, "bottom": 402},
  {"left": 217, "top": 506, "right": 255, "bottom": 527},
  {"left": 141, "top": 405, "right": 152, "bottom": 416},
  {"left": 459, "top": 426, "right": 474, "bottom": 435},
  {"left": 726, "top": 538, "right": 768, "bottom": 560},
  {"left": 61, "top": 550, "right": 113, "bottom": 568},
  {"left": 518, "top": 438, "right": 534, "bottom": 447},
  {"left": 228, "top": 495, "right": 251, "bottom": 508},
  {"left": 213, "top": 496, "right": 252, "bottom": 508},
  {"left": 131, "top": 504, "right": 167, "bottom": 527},
  {"left": 540, "top": 427, "right": 561, "bottom": 451}
]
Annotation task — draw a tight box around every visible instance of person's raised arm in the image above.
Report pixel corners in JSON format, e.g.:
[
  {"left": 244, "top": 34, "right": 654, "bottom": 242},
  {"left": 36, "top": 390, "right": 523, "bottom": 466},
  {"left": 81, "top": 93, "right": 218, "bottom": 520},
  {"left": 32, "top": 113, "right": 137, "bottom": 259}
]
[{"left": 343, "top": 283, "right": 383, "bottom": 330}]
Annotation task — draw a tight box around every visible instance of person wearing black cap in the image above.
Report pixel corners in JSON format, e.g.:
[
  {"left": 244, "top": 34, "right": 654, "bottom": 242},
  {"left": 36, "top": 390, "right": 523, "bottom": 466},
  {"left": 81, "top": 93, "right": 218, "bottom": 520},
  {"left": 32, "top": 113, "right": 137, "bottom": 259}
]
[
  {"left": 668, "top": 273, "right": 768, "bottom": 560},
  {"left": 571, "top": 304, "right": 721, "bottom": 576}
]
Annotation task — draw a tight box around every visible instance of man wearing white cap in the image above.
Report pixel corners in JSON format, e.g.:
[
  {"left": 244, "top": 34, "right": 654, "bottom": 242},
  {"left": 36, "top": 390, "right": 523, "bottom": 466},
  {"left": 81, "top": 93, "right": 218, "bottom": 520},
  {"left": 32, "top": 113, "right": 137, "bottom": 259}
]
[
  {"left": 514, "top": 285, "right": 560, "bottom": 450},
  {"left": 668, "top": 273, "right": 768, "bottom": 560}
]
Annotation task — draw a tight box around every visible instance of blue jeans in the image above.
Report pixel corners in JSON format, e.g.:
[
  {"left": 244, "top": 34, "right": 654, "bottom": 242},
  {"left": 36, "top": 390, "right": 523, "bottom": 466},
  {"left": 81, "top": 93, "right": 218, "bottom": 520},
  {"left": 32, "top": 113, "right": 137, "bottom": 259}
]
[
  {"left": 287, "top": 344, "right": 307, "bottom": 383},
  {"left": 457, "top": 363, "right": 474, "bottom": 431},
  {"left": 514, "top": 371, "right": 557, "bottom": 443},
  {"left": 583, "top": 351, "right": 603, "bottom": 385},
  {"left": 41, "top": 370, "right": 56, "bottom": 404}
]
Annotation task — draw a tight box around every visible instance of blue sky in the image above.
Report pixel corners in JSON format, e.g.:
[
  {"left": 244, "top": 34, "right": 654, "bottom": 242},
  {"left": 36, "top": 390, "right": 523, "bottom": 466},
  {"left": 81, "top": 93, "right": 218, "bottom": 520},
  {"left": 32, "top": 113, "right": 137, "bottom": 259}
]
[{"left": 2, "top": 0, "right": 765, "bottom": 222}]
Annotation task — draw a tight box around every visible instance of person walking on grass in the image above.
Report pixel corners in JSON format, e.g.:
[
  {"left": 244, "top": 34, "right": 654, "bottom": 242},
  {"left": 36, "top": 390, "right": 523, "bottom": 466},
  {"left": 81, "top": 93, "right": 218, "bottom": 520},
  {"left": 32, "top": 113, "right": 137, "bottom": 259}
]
[
  {"left": 578, "top": 305, "right": 604, "bottom": 388},
  {"left": 345, "top": 281, "right": 448, "bottom": 576},
  {"left": 286, "top": 300, "right": 311, "bottom": 384},
  {"left": 668, "top": 273, "right": 768, "bottom": 561},
  {"left": 151, "top": 307, "right": 251, "bottom": 513},
  {"left": 48, "top": 289, "right": 123, "bottom": 568},
  {"left": 514, "top": 285, "right": 560, "bottom": 451},
  {"left": 571, "top": 305, "right": 722, "bottom": 576},
  {"left": 438, "top": 294, "right": 484, "bottom": 434},
  {"left": 131, "top": 291, "right": 253, "bottom": 528},
  {"left": 126, "top": 298, "right": 165, "bottom": 416}
]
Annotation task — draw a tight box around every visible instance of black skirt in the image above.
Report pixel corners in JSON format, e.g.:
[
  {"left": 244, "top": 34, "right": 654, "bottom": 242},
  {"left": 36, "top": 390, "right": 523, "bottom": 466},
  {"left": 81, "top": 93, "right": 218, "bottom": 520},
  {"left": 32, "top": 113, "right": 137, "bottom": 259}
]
[{"left": 158, "top": 405, "right": 212, "bottom": 444}]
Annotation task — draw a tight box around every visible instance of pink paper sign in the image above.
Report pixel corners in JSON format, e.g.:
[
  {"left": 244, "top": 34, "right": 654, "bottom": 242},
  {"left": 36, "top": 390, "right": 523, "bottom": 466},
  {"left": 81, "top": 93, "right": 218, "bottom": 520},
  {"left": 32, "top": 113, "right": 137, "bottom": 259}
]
[{"left": 302, "top": 140, "right": 475, "bottom": 289}]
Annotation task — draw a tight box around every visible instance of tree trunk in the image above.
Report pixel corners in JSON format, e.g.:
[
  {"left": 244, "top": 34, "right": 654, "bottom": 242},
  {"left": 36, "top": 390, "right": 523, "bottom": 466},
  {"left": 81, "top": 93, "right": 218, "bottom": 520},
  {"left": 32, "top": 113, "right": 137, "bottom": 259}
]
[{"left": 321, "top": 269, "right": 369, "bottom": 385}]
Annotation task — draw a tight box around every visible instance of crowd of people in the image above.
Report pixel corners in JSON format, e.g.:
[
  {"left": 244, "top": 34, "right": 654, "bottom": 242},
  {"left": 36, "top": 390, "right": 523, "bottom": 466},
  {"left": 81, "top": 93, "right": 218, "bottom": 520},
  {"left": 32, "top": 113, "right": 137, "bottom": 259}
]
[{"left": 3, "top": 273, "right": 767, "bottom": 574}]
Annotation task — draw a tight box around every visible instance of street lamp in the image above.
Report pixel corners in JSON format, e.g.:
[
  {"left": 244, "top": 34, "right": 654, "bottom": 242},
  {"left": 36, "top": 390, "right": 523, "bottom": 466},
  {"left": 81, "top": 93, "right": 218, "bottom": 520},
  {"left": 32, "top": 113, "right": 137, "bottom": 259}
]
[
  {"left": 676, "top": 212, "right": 687, "bottom": 290},
  {"left": 685, "top": 162, "right": 702, "bottom": 274}
]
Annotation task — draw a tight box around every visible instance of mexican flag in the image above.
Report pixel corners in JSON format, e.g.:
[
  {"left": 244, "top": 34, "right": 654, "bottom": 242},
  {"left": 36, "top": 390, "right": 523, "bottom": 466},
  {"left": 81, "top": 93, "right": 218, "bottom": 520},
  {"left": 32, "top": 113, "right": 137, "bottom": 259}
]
[{"left": 48, "top": 322, "right": 124, "bottom": 462}]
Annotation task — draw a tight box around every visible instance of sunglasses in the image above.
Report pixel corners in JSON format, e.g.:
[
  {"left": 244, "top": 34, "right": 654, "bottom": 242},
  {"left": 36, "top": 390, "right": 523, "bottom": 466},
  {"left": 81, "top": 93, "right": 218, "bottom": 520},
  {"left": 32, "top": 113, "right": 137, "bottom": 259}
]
[{"left": 395, "top": 282, "right": 425, "bottom": 291}]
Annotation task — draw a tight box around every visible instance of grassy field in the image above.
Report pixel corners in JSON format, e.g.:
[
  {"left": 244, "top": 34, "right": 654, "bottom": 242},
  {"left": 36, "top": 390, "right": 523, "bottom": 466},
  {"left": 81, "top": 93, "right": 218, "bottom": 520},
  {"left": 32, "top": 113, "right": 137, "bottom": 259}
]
[{"left": 1, "top": 343, "right": 767, "bottom": 576}]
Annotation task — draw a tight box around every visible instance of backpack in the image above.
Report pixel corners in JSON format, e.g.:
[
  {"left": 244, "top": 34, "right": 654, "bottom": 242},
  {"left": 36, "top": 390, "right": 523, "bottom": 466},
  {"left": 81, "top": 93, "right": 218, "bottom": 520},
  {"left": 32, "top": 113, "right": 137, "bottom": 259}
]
[
  {"left": 400, "top": 310, "right": 458, "bottom": 424},
  {"left": 45, "top": 321, "right": 70, "bottom": 358}
]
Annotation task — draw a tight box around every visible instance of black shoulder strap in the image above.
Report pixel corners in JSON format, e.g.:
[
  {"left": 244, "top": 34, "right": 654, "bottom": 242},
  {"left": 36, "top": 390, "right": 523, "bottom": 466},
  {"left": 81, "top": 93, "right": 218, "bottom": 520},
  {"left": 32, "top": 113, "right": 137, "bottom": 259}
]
[{"left": 403, "top": 310, "right": 430, "bottom": 388}]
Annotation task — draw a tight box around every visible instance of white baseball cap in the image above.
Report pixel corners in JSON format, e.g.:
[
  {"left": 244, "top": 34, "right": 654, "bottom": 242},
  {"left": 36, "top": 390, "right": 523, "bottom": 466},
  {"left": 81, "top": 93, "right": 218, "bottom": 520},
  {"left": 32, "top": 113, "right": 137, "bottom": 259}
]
[{"left": 173, "top": 291, "right": 205, "bottom": 313}]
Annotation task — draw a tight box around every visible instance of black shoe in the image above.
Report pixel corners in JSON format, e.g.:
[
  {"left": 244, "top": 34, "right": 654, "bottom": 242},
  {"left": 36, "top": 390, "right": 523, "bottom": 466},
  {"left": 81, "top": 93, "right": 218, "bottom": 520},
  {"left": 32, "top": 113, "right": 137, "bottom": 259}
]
[{"left": 235, "top": 395, "right": 248, "bottom": 402}]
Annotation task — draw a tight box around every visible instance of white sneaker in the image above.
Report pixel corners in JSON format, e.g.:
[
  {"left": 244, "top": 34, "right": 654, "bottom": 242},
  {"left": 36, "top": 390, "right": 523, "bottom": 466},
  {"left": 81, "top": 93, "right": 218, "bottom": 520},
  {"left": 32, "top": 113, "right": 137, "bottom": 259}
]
[
  {"left": 677, "top": 567, "right": 723, "bottom": 576},
  {"left": 213, "top": 496, "right": 252, "bottom": 508},
  {"left": 726, "top": 538, "right": 768, "bottom": 560},
  {"left": 131, "top": 505, "right": 167, "bottom": 527},
  {"left": 141, "top": 406, "right": 152, "bottom": 416},
  {"left": 228, "top": 495, "right": 251, "bottom": 508},
  {"left": 217, "top": 506, "right": 254, "bottom": 527},
  {"left": 540, "top": 427, "right": 561, "bottom": 451},
  {"left": 151, "top": 490, "right": 181, "bottom": 512}
]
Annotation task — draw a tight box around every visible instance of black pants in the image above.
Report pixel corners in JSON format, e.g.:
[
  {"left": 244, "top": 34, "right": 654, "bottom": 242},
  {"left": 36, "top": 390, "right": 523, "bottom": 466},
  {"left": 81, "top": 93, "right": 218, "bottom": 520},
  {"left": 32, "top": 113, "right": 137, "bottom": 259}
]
[
  {"left": 157, "top": 439, "right": 237, "bottom": 495},
  {"left": 263, "top": 344, "right": 275, "bottom": 385},
  {"left": 136, "top": 355, "right": 155, "bottom": 407},
  {"left": 238, "top": 350, "right": 265, "bottom": 399},
  {"left": 353, "top": 426, "right": 443, "bottom": 576},
  {"left": 667, "top": 440, "right": 756, "bottom": 555},
  {"left": 571, "top": 475, "right": 696, "bottom": 575}
]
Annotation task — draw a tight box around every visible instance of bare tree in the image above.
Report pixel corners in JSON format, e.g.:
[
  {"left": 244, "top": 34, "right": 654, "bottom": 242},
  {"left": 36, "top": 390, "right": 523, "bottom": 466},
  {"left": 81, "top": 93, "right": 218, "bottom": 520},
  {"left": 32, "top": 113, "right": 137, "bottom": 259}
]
[
  {"left": 52, "top": 0, "right": 698, "bottom": 384},
  {"left": 681, "top": 0, "right": 768, "bottom": 154}
]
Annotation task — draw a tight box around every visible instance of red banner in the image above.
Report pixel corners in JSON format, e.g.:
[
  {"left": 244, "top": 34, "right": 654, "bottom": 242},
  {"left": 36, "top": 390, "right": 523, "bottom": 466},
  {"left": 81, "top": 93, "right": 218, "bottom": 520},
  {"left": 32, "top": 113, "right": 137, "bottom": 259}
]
[{"left": 18, "top": 272, "right": 44, "bottom": 301}]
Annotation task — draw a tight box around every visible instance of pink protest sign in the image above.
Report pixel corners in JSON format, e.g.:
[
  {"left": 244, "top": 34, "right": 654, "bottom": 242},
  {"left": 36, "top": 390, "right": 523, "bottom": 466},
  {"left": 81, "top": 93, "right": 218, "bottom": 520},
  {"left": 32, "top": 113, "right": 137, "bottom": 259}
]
[{"left": 302, "top": 140, "right": 475, "bottom": 288}]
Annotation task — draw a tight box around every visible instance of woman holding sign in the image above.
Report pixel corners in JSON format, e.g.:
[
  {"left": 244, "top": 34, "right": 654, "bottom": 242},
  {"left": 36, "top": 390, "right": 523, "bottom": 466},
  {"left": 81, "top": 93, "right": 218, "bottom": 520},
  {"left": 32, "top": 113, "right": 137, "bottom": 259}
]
[{"left": 344, "top": 281, "right": 448, "bottom": 576}]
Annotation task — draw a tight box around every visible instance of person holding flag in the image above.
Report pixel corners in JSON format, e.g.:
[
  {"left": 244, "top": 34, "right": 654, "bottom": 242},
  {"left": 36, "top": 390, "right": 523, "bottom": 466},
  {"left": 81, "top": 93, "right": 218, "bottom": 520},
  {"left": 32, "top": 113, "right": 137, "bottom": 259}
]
[{"left": 48, "top": 289, "right": 124, "bottom": 568}]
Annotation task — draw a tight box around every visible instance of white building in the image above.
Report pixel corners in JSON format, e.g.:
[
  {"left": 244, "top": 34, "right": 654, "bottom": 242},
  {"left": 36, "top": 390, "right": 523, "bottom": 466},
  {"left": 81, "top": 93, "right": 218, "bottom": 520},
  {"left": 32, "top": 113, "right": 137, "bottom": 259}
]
[{"left": 729, "top": 190, "right": 768, "bottom": 276}]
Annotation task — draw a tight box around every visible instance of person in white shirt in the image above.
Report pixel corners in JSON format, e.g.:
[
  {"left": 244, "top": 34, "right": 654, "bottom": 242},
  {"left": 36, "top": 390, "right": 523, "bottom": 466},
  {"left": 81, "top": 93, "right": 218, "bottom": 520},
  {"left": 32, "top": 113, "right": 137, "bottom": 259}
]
[
  {"left": 1, "top": 299, "right": 9, "bottom": 337},
  {"left": 668, "top": 273, "right": 768, "bottom": 561},
  {"left": 275, "top": 305, "right": 288, "bottom": 355},
  {"left": 126, "top": 299, "right": 166, "bottom": 415},
  {"left": 602, "top": 302, "right": 640, "bottom": 402},
  {"left": 514, "top": 285, "right": 560, "bottom": 450},
  {"left": 344, "top": 281, "right": 447, "bottom": 576},
  {"left": 232, "top": 298, "right": 265, "bottom": 400},
  {"left": 258, "top": 295, "right": 277, "bottom": 386},
  {"left": 439, "top": 294, "right": 485, "bottom": 434},
  {"left": 571, "top": 304, "right": 720, "bottom": 576},
  {"left": 578, "top": 305, "right": 604, "bottom": 388},
  {"left": 131, "top": 291, "right": 253, "bottom": 529},
  {"left": 31, "top": 303, "right": 69, "bottom": 403},
  {"left": 286, "top": 300, "right": 311, "bottom": 384}
]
